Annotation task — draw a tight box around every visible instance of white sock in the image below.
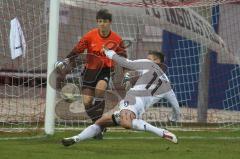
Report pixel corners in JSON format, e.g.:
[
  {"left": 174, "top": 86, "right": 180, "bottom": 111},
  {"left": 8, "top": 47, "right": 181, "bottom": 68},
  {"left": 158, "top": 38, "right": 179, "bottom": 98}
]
[
  {"left": 165, "top": 91, "right": 181, "bottom": 121},
  {"left": 132, "top": 119, "right": 165, "bottom": 137},
  {"left": 72, "top": 124, "right": 101, "bottom": 142}
]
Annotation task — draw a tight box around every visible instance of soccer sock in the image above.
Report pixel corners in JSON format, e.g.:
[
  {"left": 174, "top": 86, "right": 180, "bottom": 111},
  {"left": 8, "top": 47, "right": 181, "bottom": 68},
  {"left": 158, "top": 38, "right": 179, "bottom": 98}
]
[
  {"left": 170, "top": 103, "right": 181, "bottom": 122},
  {"left": 93, "top": 98, "right": 105, "bottom": 121},
  {"left": 85, "top": 98, "right": 105, "bottom": 122},
  {"left": 72, "top": 124, "right": 101, "bottom": 142},
  {"left": 165, "top": 91, "right": 181, "bottom": 121},
  {"left": 132, "top": 119, "right": 165, "bottom": 137}
]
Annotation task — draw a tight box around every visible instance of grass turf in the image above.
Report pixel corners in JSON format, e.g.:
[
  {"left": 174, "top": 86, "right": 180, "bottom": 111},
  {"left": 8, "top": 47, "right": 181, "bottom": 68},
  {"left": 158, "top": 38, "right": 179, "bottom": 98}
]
[{"left": 0, "top": 130, "right": 240, "bottom": 159}]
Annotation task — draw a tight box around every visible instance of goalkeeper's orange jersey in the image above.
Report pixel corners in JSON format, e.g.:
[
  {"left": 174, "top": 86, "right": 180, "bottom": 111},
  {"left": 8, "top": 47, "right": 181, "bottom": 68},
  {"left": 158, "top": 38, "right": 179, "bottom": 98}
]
[{"left": 72, "top": 28, "right": 126, "bottom": 69}]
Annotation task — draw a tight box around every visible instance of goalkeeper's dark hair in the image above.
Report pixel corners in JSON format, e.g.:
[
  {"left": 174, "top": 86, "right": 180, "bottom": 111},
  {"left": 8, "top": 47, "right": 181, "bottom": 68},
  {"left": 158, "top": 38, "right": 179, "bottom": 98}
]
[
  {"left": 96, "top": 9, "right": 112, "bottom": 22},
  {"left": 148, "top": 51, "right": 165, "bottom": 63}
]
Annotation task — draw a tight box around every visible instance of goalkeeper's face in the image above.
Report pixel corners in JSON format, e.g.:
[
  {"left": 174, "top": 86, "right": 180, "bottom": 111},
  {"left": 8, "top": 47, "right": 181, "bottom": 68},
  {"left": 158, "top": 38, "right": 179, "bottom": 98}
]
[
  {"left": 97, "top": 19, "right": 111, "bottom": 36},
  {"left": 147, "top": 54, "right": 161, "bottom": 65}
]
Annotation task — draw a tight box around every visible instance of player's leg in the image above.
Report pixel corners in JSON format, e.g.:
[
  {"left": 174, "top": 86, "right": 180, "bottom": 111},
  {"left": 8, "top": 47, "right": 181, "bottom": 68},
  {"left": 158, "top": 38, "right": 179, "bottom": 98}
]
[
  {"left": 61, "top": 115, "right": 112, "bottom": 147},
  {"left": 90, "top": 79, "right": 108, "bottom": 139},
  {"left": 95, "top": 112, "right": 116, "bottom": 127},
  {"left": 94, "top": 79, "right": 108, "bottom": 121},
  {"left": 93, "top": 68, "right": 112, "bottom": 119},
  {"left": 61, "top": 113, "right": 114, "bottom": 146},
  {"left": 120, "top": 109, "right": 178, "bottom": 144},
  {"left": 74, "top": 113, "right": 113, "bottom": 140},
  {"left": 83, "top": 68, "right": 110, "bottom": 123},
  {"left": 164, "top": 90, "right": 181, "bottom": 122},
  {"left": 92, "top": 69, "right": 111, "bottom": 139},
  {"left": 82, "top": 67, "right": 103, "bottom": 123},
  {"left": 81, "top": 85, "right": 109, "bottom": 140},
  {"left": 119, "top": 109, "right": 136, "bottom": 129},
  {"left": 82, "top": 87, "right": 96, "bottom": 120},
  {"left": 131, "top": 117, "right": 178, "bottom": 143}
]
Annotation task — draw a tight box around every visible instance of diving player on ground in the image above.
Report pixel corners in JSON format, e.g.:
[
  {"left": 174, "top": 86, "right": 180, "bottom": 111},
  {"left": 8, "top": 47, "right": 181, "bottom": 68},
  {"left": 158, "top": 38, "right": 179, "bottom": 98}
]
[{"left": 61, "top": 49, "right": 180, "bottom": 146}]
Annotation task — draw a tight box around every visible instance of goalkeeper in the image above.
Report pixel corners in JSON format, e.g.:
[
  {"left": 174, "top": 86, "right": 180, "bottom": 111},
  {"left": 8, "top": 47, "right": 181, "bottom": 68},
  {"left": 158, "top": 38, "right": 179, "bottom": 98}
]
[
  {"left": 55, "top": 9, "right": 127, "bottom": 139},
  {"left": 61, "top": 49, "right": 180, "bottom": 146}
]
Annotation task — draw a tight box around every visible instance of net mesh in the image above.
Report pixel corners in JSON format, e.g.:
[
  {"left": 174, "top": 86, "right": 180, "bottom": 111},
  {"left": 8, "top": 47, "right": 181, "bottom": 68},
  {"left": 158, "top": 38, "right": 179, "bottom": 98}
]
[{"left": 0, "top": 0, "right": 47, "bottom": 130}]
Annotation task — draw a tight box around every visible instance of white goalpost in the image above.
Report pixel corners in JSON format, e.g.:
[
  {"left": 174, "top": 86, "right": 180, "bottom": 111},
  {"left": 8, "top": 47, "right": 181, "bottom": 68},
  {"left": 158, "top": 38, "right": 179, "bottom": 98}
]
[
  {"left": 0, "top": 0, "right": 240, "bottom": 135},
  {"left": 44, "top": 0, "right": 60, "bottom": 135}
]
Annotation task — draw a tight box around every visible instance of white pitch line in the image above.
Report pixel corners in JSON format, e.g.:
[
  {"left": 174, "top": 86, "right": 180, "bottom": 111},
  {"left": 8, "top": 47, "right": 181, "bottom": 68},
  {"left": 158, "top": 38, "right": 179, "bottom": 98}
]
[
  {"left": 104, "top": 136, "right": 240, "bottom": 140},
  {"left": 180, "top": 136, "right": 240, "bottom": 140},
  {"left": 0, "top": 135, "right": 47, "bottom": 141}
]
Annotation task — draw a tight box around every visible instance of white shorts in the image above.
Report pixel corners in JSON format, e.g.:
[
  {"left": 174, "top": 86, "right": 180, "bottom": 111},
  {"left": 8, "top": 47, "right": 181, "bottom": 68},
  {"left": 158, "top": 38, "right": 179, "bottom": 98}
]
[{"left": 114, "top": 89, "right": 178, "bottom": 120}]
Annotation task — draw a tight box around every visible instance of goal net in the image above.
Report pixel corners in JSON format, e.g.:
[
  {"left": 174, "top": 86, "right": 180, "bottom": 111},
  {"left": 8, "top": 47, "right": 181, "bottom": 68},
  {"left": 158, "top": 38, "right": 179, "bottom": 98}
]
[
  {"left": 0, "top": 0, "right": 240, "bottom": 133},
  {"left": 0, "top": 0, "right": 47, "bottom": 131}
]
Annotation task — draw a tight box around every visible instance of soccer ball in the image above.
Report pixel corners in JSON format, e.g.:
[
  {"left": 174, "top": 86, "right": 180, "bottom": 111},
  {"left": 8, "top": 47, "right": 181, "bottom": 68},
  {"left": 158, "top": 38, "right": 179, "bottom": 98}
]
[{"left": 60, "top": 83, "right": 80, "bottom": 103}]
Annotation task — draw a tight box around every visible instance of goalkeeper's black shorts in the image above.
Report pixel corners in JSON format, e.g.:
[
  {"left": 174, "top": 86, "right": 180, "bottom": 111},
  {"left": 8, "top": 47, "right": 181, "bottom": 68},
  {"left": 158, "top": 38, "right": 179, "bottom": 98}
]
[{"left": 82, "top": 67, "right": 113, "bottom": 88}]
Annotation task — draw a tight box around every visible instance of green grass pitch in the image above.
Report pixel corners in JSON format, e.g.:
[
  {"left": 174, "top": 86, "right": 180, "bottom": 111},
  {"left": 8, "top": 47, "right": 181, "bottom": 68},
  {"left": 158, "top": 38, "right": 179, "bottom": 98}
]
[{"left": 0, "top": 130, "right": 240, "bottom": 159}]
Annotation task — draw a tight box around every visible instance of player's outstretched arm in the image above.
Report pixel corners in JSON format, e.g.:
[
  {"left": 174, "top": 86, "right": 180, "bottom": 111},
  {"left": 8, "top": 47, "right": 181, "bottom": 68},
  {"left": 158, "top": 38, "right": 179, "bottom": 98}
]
[{"left": 103, "top": 48, "right": 154, "bottom": 71}]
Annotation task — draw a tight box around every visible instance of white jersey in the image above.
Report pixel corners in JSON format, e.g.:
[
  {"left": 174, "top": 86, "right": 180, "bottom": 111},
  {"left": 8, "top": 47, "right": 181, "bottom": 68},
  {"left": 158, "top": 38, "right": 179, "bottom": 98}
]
[{"left": 112, "top": 54, "right": 176, "bottom": 117}]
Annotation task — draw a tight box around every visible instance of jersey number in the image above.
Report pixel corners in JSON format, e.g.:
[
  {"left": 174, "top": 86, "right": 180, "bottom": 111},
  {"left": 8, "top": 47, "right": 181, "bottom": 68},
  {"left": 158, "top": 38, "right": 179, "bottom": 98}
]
[{"left": 145, "top": 72, "right": 162, "bottom": 95}]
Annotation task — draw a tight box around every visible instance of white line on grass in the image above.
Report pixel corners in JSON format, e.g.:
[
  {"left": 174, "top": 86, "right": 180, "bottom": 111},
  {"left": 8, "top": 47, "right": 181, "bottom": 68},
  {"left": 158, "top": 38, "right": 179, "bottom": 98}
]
[
  {"left": 104, "top": 136, "right": 240, "bottom": 140},
  {"left": 0, "top": 135, "right": 47, "bottom": 141}
]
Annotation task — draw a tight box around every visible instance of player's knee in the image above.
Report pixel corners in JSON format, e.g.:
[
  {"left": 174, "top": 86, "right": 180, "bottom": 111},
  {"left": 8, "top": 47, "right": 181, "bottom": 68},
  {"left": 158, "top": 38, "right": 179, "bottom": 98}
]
[
  {"left": 120, "top": 122, "right": 131, "bottom": 129},
  {"left": 120, "top": 119, "right": 132, "bottom": 129},
  {"left": 95, "top": 114, "right": 110, "bottom": 126},
  {"left": 94, "top": 115, "right": 105, "bottom": 126},
  {"left": 96, "top": 80, "right": 108, "bottom": 92},
  {"left": 119, "top": 110, "right": 136, "bottom": 129},
  {"left": 83, "top": 97, "right": 93, "bottom": 107},
  {"left": 83, "top": 101, "right": 92, "bottom": 108}
]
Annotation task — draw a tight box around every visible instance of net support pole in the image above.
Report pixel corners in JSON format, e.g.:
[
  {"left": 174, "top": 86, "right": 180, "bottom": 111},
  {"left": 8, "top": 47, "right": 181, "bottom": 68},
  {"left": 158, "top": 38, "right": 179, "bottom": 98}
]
[
  {"left": 197, "top": 50, "right": 210, "bottom": 123},
  {"left": 45, "top": 0, "right": 60, "bottom": 135}
]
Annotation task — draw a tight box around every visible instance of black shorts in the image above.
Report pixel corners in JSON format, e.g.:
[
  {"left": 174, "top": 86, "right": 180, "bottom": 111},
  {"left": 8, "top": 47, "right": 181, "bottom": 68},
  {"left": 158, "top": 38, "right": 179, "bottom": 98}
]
[{"left": 82, "top": 67, "right": 112, "bottom": 88}]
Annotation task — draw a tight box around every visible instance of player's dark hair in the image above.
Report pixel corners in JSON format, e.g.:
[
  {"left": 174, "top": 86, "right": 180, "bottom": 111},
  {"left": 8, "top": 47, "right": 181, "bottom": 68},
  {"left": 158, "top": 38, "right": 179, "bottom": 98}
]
[
  {"left": 96, "top": 9, "right": 112, "bottom": 22},
  {"left": 148, "top": 51, "right": 165, "bottom": 63},
  {"left": 148, "top": 51, "right": 167, "bottom": 72}
]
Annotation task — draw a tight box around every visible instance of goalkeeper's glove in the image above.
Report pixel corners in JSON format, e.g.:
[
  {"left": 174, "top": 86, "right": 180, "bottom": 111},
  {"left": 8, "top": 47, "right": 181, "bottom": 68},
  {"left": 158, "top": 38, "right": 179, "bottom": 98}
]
[{"left": 54, "top": 58, "right": 70, "bottom": 72}]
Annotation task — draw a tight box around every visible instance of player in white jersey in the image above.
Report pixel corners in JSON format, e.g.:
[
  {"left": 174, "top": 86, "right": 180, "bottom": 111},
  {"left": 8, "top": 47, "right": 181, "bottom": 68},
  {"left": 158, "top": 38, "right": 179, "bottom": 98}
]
[
  {"left": 116, "top": 52, "right": 180, "bottom": 123},
  {"left": 61, "top": 48, "right": 180, "bottom": 146}
]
